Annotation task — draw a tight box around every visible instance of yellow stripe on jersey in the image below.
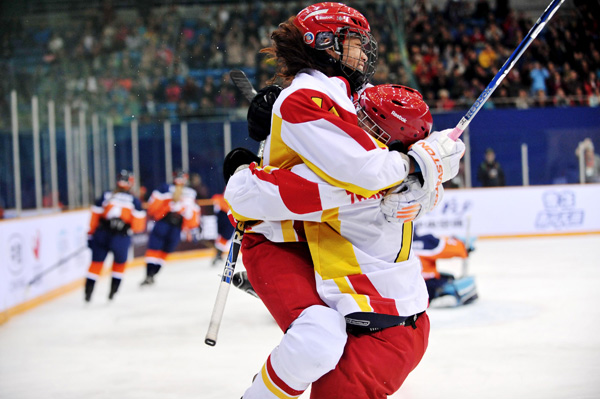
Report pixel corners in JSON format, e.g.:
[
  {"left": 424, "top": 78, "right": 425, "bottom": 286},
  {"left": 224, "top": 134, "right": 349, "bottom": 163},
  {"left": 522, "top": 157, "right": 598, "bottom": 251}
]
[
  {"left": 300, "top": 155, "right": 396, "bottom": 198},
  {"left": 269, "top": 114, "right": 303, "bottom": 170},
  {"left": 281, "top": 220, "right": 297, "bottom": 242},
  {"left": 395, "top": 221, "right": 413, "bottom": 262},
  {"left": 228, "top": 206, "right": 254, "bottom": 223},
  {"left": 306, "top": 215, "right": 362, "bottom": 280},
  {"left": 333, "top": 277, "right": 373, "bottom": 312},
  {"left": 328, "top": 106, "right": 339, "bottom": 117},
  {"left": 311, "top": 97, "right": 323, "bottom": 108},
  {"left": 320, "top": 208, "right": 338, "bottom": 223}
]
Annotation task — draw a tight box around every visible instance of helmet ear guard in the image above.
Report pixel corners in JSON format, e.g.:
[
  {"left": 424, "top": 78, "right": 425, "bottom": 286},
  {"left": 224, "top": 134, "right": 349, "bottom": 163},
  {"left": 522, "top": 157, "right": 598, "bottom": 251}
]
[{"left": 315, "top": 31, "right": 335, "bottom": 50}]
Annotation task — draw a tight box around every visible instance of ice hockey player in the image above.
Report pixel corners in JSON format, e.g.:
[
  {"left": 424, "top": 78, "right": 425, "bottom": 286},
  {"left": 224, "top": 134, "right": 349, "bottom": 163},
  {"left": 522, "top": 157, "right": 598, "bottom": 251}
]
[
  {"left": 140, "top": 170, "right": 200, "bottom": 285},
  {"left": 413, "top": 231, "right": 478, "bottom": 306},
  {"left": 225, "top": 44, "right": 463, "bottom": 398},
  {"left": 85, "top": 170, "right": 146, "bottom": 302}
]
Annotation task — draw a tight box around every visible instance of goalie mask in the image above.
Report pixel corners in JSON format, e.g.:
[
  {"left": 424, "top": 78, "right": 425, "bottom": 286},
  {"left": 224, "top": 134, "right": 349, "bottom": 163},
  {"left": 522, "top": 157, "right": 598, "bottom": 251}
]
[
  {"left": 357, "top": 84, "right": 433, "bottom": 151},
  {"left": 294, "top": 2, "right": 377, "bottom": 92},
  {"left": 116, "top": 170, "right": 134, "bottom": 190}
]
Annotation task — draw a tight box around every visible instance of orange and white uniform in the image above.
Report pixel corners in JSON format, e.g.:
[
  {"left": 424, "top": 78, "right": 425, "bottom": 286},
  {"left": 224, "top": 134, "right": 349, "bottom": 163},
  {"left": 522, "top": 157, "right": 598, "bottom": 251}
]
[{"left": 144, "top": 183, "right": 200, "bottom": 269}]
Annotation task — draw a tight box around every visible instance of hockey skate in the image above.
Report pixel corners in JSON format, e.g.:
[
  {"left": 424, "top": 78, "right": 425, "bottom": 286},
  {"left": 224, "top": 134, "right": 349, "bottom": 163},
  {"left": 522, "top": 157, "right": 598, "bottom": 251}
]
[
  {"left": 232, "top": 271, "right": 258, "bottom": 298},
  {"left": 212, "top": 249, "right": 223, "bottom": 266},
  {"left": 140, "top": 275, "right": 155, "bottom": 286},
  {"left": 108, "top": 278, "right": 121, "bottom": 300}
]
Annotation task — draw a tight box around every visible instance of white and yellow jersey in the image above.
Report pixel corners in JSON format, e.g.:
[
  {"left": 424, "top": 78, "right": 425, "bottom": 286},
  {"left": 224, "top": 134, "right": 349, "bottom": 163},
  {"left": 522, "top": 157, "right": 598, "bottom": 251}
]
[
  {"left": 264, "top": 69, "right": 410, "bottom": 198},
  {"left": 248, "top": 69, "right": 409, "bottom": 243},
  {"left": 226, "top": 163, "right": 428, "bottom": 324},
  {"left": 226, "top": 69, "right": 426, "bottom": 324}
]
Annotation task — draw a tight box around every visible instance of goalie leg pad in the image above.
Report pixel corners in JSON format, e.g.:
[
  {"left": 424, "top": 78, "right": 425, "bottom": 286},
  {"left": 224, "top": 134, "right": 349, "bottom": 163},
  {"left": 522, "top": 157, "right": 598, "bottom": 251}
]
[{"left": 440, "top": 276, "right": 478, "bottom": 306}]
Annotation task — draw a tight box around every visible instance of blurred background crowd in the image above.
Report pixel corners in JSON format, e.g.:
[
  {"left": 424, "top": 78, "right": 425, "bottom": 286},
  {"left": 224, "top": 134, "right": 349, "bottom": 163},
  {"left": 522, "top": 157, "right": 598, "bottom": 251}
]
[{"left": 0, "top": 0, "right": 598, "bottom": 129}]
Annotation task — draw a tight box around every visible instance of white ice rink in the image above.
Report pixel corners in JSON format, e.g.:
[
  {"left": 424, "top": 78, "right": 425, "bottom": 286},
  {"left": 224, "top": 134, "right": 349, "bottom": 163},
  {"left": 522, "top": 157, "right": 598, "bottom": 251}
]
[{"left": 1, "top": 235, "right": 600, "bottom": 399}]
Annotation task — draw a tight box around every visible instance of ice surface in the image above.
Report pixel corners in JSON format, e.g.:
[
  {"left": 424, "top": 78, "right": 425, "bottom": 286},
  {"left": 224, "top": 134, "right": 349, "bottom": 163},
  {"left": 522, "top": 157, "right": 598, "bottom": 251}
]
[{"left": 1, "top": 235, "right": 599, "bottom": 399}]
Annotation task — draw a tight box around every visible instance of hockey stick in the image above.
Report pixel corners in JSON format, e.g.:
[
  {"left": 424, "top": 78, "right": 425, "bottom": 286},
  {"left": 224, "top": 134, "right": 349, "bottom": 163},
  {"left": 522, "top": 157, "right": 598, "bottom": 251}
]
[
  {"left": 205, "top": 70, "right": 260, "bottom": 346},
  {"left": 205, "top": 220, "right": 245, "bottom": 346},
  {"left": 461, "top": 214, "right": 471, "bottom": 278},
  {"left": 230, "top": 69, "right": 257, "bottom": 101},
  {"left": 449, "top": 0, "right": 565, "bottom": 141},
  {"left": 230, "top": 69, "right": 266, "bottom": 156},
  {"left": 28, "top": 245, "right": 88, "bottom": 286}
]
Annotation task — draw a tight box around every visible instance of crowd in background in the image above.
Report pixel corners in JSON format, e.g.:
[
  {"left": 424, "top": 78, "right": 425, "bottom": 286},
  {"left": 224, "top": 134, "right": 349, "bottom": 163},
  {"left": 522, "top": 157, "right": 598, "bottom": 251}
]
[{"left": 0, "top": 0, "right": 599, "bottom": 128}]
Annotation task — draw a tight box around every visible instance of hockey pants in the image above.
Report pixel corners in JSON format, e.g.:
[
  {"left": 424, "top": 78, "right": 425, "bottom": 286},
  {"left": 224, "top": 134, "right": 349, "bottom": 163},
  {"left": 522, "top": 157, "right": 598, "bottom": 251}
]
[{"left": 240, "top": 234, "right": 430, "bottom": 399}]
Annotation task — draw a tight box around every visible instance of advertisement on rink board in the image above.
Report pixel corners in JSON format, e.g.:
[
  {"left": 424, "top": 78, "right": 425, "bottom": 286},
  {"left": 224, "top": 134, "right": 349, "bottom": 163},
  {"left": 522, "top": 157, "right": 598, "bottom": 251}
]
[
  {"left": 415, "top": 184, "right": 600, "bottom": 238},
  {"left": 0, "top": 210, "right": 90, "bottom": 314},
  {"left": 1, "top": 185, "right": 598, "bottom": 317}
]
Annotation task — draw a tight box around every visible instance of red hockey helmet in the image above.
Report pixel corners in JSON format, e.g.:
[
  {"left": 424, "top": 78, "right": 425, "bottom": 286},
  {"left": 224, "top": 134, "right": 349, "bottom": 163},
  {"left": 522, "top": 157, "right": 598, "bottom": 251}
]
[
  {"left": 116, "top": 170, "right": 134, "bottom": 190},
  {"left": 294, "top": 2, "right": 377, "bottom": 90},
  {"left": 358, "top": 84, "right": 433, "bottom": 148}
]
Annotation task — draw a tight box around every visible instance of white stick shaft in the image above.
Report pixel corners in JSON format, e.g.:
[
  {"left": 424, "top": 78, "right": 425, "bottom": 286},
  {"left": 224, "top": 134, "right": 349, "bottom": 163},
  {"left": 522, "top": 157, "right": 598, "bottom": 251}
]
[
  {"left": 205, "top": 282, "right": 232, "bottom": 346},
  {"left": 462, "top": 215, "right": 471, "bottom": 278}
]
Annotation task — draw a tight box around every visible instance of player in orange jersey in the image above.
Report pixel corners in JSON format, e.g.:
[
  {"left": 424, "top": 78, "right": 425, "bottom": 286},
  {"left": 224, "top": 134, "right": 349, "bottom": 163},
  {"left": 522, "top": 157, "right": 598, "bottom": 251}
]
[
  {"left": 140, "top": 170, "right": 200, "bottom": 285},
  {"left": 85, "top": 170, "right": 146, "bottom": 302},
  {"left": 413, "top": 231, "right": 478, "bottom": 306}
]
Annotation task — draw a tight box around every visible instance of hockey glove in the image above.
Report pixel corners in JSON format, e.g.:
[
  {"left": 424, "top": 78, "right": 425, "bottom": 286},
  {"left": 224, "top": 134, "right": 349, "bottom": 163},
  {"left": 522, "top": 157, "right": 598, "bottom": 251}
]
[
  {"left": 223, "top": 147, "right": 260, "bottom": 184},
  {"left": 408, "top": 129, "right": 465, "bottom": 191},
  {"left": 381, "top": 175, "right": 445, "bottom": 223},
  {"left": 247, "top": 85, "right": 282, "bottom": 142}
]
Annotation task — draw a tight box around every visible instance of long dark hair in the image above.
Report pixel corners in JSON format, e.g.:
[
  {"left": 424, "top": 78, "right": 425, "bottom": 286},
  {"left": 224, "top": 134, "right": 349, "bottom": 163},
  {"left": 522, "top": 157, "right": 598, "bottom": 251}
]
[{"left": 261, "top": 17, "right": 336, "bottom": 84}]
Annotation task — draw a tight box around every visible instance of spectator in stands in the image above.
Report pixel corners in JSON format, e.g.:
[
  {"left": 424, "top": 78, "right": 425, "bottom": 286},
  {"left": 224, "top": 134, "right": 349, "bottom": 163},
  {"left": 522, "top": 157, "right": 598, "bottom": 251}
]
[
  {"left": 533, "top": 89, "right": 550, "bottom": 108},
  {"left": 589, "top": 87, "right": 600, "bottom": 107},
  {"left": 1, "top": 0, "right": 599, "bottom": 125},
  {"left": 529, "top": 61, "right": 550, "bottom": 96},
  {"left": 478, "top": 147, "right": 506, "bottom": 187},
  {"left": 515, "top": 88, "right": 530, "bottom": 109},
  {"left": 575, "top": 138, "right": 600, "bottom": 183}
]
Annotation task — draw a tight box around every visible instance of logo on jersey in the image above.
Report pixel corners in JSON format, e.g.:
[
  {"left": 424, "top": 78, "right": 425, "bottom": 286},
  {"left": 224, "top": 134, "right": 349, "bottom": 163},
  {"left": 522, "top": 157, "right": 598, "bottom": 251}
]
[{"left": 304, "top": 32, "right": 315, "bottom": 45}]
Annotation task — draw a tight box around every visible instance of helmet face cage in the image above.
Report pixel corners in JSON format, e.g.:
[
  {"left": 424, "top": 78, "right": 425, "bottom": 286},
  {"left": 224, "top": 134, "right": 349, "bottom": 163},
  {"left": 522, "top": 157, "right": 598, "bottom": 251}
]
[
  {"left": 334, "top": 28, "right": 378, "bottom": 91},
  {"left": 357, "top": 107, "right": 391, "bottom": 144},
  {"left": 357, "top": 84, "right": 433, "bottom": 148}
]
